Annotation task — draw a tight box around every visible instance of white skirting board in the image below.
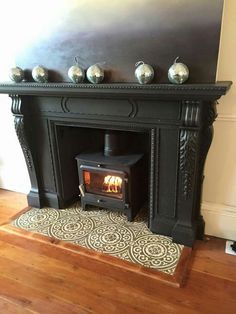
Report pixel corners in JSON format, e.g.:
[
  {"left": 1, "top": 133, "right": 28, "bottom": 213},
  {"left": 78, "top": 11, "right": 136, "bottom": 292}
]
[{"left": 201, "top": 201, "right": 236, "bottom": 241}]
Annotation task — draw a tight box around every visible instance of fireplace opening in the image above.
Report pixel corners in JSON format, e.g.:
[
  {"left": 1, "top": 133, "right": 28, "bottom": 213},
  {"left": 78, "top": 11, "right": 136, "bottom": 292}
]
[
  {"left": 72, "top": 129, "right": 148, "bottom": 221},
  {"left": 55, "top": 126, "right": 149, "bottom": 215}
]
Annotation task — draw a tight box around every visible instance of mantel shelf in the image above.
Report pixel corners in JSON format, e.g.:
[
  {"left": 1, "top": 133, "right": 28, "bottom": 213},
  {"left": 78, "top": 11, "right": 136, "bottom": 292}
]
[{"left": 0, "top": 81, "right": 232, "bottom": 99}]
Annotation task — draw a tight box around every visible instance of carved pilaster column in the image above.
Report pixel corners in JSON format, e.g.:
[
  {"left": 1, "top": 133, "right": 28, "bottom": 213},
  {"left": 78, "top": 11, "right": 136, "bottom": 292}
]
[
  {"left": 172, "top": 100, "right": 201, "bottom": 245},
  {"left": 172, "top": 100, "right": 218, "bottom": 245},
  {"left": 180, "top": 100, "right": 201, "bottom": 199},
  {"left": 10, "top": 94, "right": 41, "bottom": 207},
  {"left": 14, "top": 116, "right": 33, "bottom": 171}
]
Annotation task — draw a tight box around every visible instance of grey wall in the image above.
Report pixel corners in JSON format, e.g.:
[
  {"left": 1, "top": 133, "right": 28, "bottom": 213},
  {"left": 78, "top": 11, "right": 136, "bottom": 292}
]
[{"left": 1, "top": 0, "right": 224, "bottom": 83}]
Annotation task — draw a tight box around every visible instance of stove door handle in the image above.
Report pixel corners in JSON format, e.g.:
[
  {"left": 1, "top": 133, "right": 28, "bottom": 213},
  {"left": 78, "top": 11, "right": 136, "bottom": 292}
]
[{"left": 79, "top": 184, "right": 85, "bottom": 197}]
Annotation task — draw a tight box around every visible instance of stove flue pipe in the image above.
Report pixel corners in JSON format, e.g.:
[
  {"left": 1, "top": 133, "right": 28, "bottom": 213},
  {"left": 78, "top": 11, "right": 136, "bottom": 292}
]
[{"left": 104, "top": 130, "right": 121, "bottom": 157}]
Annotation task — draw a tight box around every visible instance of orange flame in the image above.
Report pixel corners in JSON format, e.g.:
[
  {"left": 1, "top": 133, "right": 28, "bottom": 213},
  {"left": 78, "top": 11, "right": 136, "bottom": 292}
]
[
  {"left": 84, "top": 171, "right": 91, "bottom": 185},
  {"left": 103, "top": 175, "right": 122, "bottom": 194}
]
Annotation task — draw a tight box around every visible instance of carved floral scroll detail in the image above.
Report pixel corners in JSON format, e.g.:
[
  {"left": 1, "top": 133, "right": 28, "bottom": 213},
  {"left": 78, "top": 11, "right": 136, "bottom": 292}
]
[
  {"left": 179, "top": 129, "right": 198, "bottom": 199},
  {"left": 10, "top": 95, "right": 33, "bottom": 171},
  {"left": 14, "top": 116, "right": 33, "bottom": 171}
]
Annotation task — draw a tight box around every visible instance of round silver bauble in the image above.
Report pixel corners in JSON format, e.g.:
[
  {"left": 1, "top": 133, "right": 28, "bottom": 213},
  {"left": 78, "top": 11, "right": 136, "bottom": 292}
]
[
  {"left": 86, "top": 64, "right": 104, "bottom": 84},
  {"left": 135, "top": 61, "right": 154, "bottom": 84},
  {"left": 9, "top": 67, "right": 24, "bottom": 83},
  {"left": 68, "top": 65, "right": 85, "bottom": 83},
  {"left": 32, "top": 65, "right": 48, "bottom": 83},
  {"left": 168, "top": 57, "right": 189, "bottom": 84}
]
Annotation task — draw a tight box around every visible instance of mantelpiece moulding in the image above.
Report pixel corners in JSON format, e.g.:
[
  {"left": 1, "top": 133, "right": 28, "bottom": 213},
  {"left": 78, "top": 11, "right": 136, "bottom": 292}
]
[{"left": 0, "top": 81, "right": 232, "bottom": 99}]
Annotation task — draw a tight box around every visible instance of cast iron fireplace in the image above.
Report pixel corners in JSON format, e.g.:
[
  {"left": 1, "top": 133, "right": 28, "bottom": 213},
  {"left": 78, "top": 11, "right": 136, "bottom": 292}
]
[{"left": 0, "top": 81, "right": 232, "bottom": 246}]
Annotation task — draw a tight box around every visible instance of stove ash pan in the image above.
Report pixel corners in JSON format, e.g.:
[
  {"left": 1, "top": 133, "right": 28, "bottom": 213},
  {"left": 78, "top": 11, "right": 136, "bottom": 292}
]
[{"left": 75, "top": 152, "right": 147, "bottom": 221}]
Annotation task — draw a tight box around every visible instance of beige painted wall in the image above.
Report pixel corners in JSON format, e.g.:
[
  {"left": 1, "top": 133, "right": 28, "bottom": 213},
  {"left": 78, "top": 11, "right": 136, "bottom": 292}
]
[
  {"left": 202, "top": 0, "right": 236, "bottom": 239},
  {"left": 0, "top": 0, "right": 235, "bottom": 239}
]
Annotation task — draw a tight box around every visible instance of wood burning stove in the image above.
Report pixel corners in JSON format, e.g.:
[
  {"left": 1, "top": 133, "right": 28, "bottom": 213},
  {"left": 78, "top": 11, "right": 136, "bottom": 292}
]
[{"left": 75, "top": 131, "right": 147, "bottom": 221}]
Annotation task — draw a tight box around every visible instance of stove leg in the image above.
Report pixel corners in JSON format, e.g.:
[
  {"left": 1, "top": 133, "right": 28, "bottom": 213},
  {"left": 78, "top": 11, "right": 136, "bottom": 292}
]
[
  {"left": 81, "top": 199, "right": 87, "bottom": 211},
  {"left": 127, "top": 212, "right": 133, "bottom": 222}
]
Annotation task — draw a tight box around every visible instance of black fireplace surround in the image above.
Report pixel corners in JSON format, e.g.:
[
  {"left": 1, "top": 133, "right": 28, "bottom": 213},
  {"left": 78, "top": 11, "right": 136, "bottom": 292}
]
[{"left": 0, "top": 82, "right": 232, "bottom": 246}]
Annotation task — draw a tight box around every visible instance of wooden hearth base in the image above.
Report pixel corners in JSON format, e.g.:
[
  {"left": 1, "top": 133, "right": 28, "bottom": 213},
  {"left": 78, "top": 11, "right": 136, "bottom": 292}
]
[{"left": 0, "top": 223, "right": 191, "bottom": 288}]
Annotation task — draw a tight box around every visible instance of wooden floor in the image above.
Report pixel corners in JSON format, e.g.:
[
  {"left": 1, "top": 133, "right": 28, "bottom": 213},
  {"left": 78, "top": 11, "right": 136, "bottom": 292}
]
[{"left": 0, "top": 189, "right": 236, "bottom": 313}]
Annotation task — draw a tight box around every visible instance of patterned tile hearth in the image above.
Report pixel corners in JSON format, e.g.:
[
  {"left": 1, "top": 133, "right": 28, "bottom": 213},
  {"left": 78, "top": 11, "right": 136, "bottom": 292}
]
[{"left": 11, "top": 203, "right": 183, "bottom": 275}]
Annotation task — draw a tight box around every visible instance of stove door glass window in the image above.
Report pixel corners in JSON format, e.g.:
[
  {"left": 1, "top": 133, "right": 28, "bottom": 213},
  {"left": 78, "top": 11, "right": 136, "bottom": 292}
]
[{"left": 82, "top": 167, "right": 125, "bottom": 199}]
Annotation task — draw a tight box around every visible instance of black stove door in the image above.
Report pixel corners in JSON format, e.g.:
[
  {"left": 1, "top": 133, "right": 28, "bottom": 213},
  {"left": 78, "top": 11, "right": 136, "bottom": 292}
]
[{"left": 78, "top": 165, "right": 128, "bottom": 209}]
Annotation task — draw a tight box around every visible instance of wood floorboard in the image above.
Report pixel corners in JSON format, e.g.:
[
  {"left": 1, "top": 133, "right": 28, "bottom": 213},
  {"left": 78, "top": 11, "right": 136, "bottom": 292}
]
[
  {"left": 0, "top": 275, "right": 91, "bottom": 314},
  {"left": 0, "top": 189, "right": 236, "bottom": 314},
  {"left": 0, "top": 295, "right": 36, "bottom": 314},
  {"left": 190, "top": 237, "right": 236, "bottom": 282},
  {"left": 0, "top": 189, "right": 27, "bottom": 225}
]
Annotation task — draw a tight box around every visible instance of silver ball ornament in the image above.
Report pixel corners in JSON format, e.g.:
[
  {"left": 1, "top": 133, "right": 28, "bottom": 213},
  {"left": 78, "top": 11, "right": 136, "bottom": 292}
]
[
  {"left": 135, "top": 61, "right": 154, "bottom": 84},
  {"left": 68, "top": 65, "right": 85, "bottom": 83},
  {"left": 168, "top": 57, "right": 189, "bottom": 84},
  {"left": 9, "top": 67, "right": 24, "bottom": 83},
  {"left": 32, "top": 65, "right": 48, "bottom": 83},
  {"left": 86, "top": 64, "right": 104, "bottom": 84}
]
